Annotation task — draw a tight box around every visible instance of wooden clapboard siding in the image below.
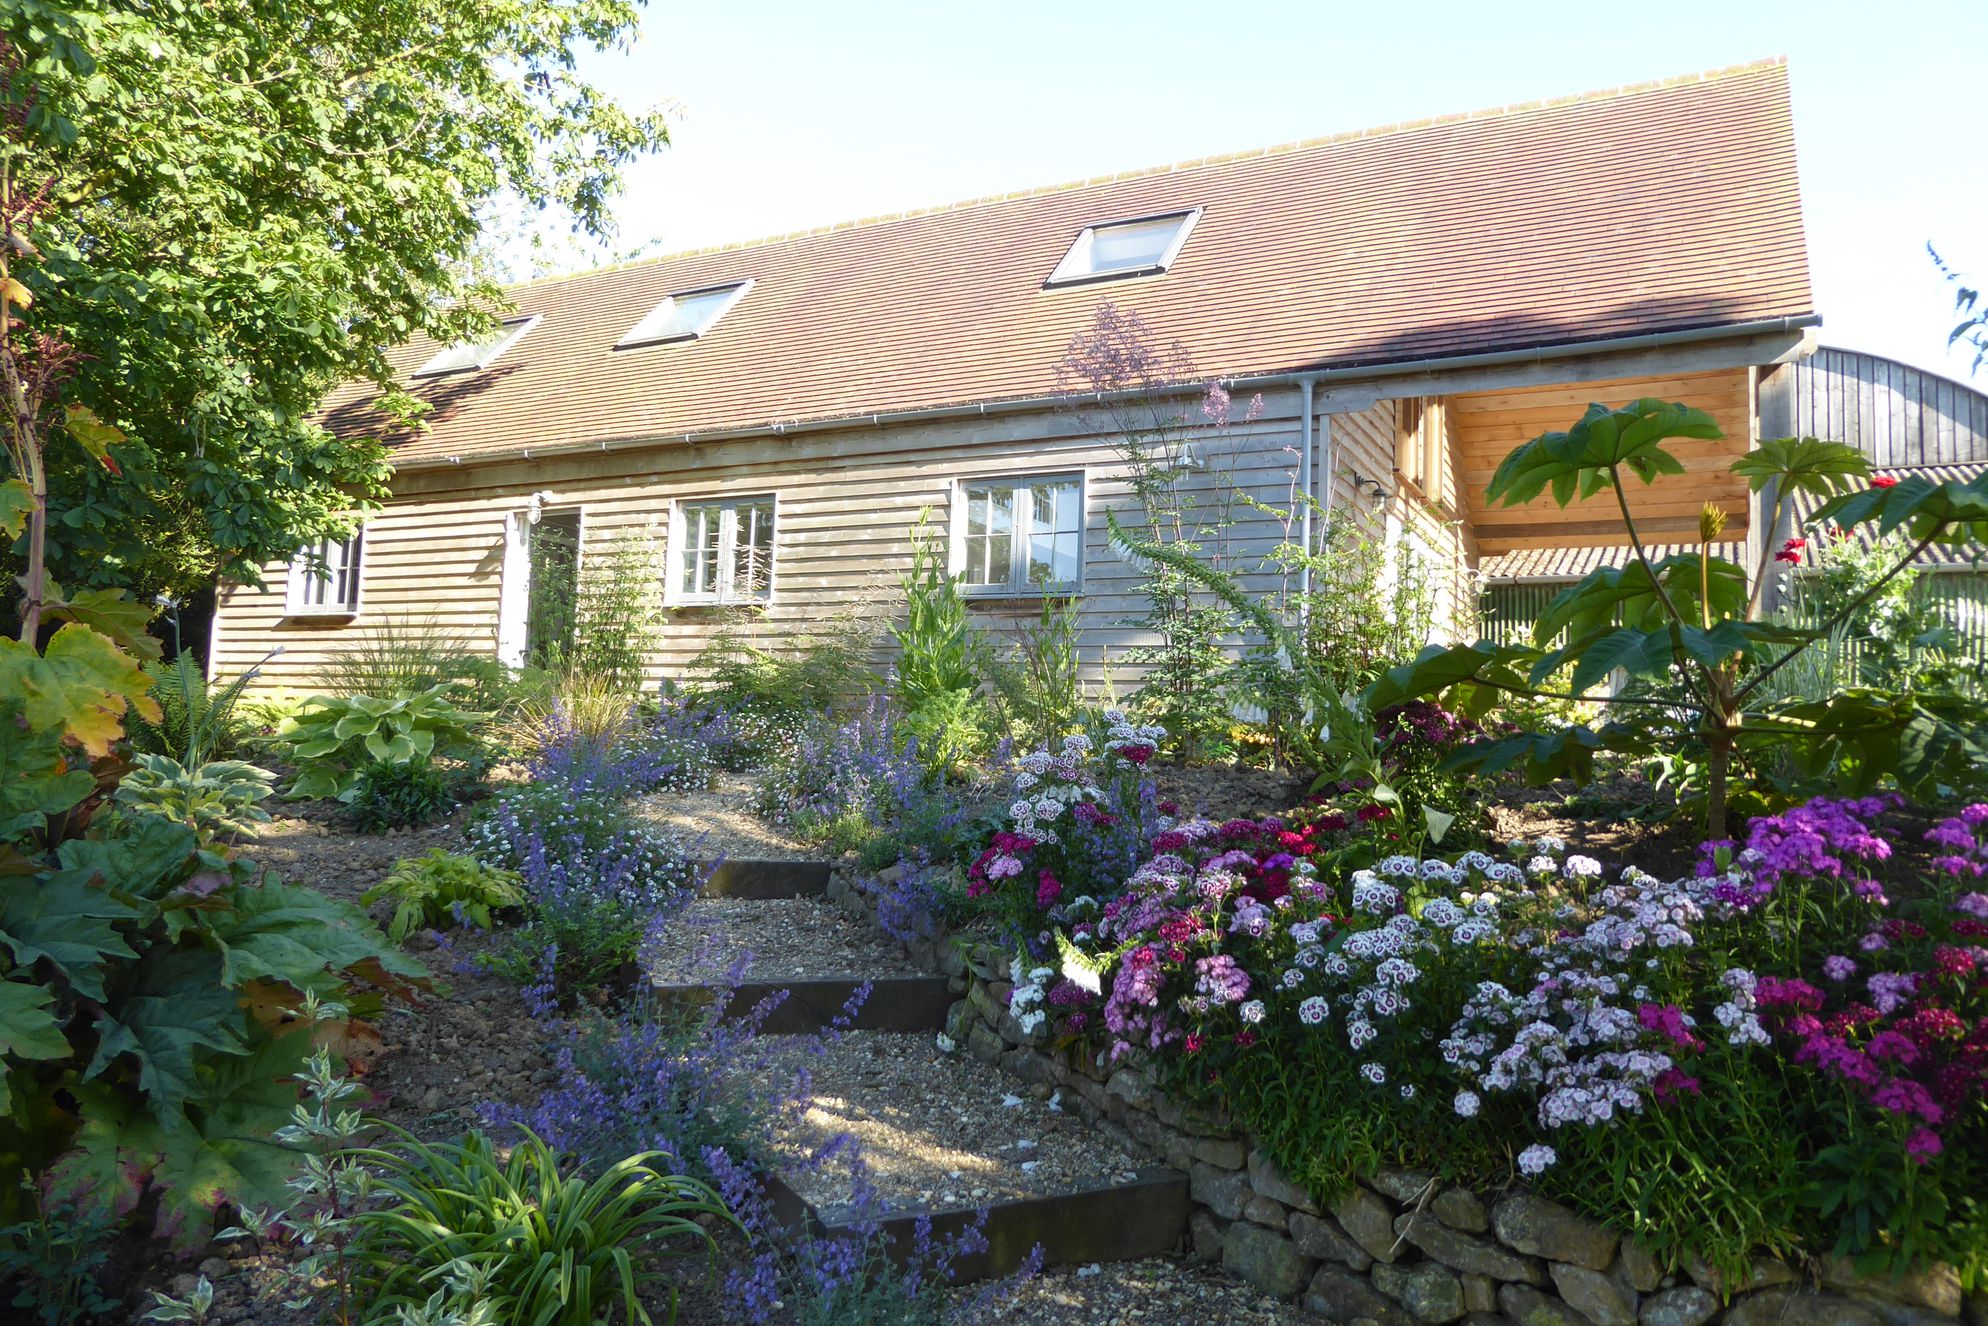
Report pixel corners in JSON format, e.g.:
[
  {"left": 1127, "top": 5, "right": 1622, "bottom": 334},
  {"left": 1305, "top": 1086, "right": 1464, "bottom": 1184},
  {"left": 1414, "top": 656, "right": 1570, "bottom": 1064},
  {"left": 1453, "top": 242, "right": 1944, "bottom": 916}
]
[
  {"left": 1758, "top": 347, "right": 1988, "bottom": 468},
  {"left": 1451, "top": 367, "right": 1754, "bottom": 554},
  {"left": 213, "top": 390, "right": 1325, "bottom": 695}
]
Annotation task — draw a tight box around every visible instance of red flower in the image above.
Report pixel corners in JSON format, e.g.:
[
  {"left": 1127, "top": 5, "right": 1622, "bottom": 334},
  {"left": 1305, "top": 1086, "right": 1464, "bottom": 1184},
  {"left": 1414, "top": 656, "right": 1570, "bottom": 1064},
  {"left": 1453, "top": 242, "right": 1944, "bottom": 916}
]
[
  {"left": 1775, "top": 536, "right": 1807, "bottom": 565},
  {"left": 1871, "top": 474, "right": 1899, "bottom": 489}
]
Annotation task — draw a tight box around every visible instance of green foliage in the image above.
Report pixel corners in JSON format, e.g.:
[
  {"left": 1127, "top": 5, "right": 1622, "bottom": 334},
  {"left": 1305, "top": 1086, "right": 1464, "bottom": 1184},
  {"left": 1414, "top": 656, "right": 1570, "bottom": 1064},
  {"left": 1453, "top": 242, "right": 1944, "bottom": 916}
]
[
  {"left": 565, "top": 530, "right": 667, "bottom": 689},
  {"left": 1369, "top": 399, "right": 1988, "bottom": 834},
  {"left": 2, "top": 0, "right": 668, "bottom": 604},
  {"left": 344, "top": 1127, "right": 726, "bottom": 1326},
  {"left": 129, "top": 655, "right": 259, "bottom": 765},
  {"left": 891, "top": 519, "right": 994, "bottom": 773},
  {"left": 113, "top": 754, "right": 276, "bottom": 846},
  {"left": 0, "top": 816, "right": 429, "bottom": 1244},
  {"left": 275, "top": 685, "right": 487, "bottom": 802},
  {"left": 363, "top": 849, "right": 524, "bottom": 944},
  {"left": 0, "top": 1186, "right": 117, "bottom": 1324},
  {"left": 312, "top": 616, "right": 476, "bottom": 702},
  {"left": 988, "top": 591, "right": 1084, "bottom": 750},
  {"left": 348, "top": 758, "right": 463, "bottom": 834}
]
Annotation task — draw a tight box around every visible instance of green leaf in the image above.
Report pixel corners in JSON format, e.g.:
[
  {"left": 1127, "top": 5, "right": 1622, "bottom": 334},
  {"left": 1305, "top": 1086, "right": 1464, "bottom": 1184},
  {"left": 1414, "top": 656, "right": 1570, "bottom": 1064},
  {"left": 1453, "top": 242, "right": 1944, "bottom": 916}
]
[
  {"left": 204, "top": 876, "right": 430, "bottom": 999},
  {"left": 0, "top": 624, "right": 160, "bottom": 757},
  {"left": 1813, "top": 469, "right": 1988, "bottom": 547},
  {"left": 84, "top": 949, "right": 246, "bottom": 1117},
  {"left": 0, "top": 980, "right": 72, "bottom": 1110},
  {"left": 1364, "top": 642, "right": 1541, "bottom": 713},
  {"left": 0, "top": 871, "right": 142, "bottom": 1001},
  {"left": 44, "top": 587, "right": 162, "bottom": 662},
  {"left": 1730, "top": 436, "right": 1870, "bottom": 497},
  {"left": 55, "top": 816, "right": 200, "bottom": 900},
  {"left": 1440, "top": 725, "right": 1607, "bottom": 785},
  {"left": 1422, "top": 805, "right": 1456, "bottom": 846},
  {"left": 1485, "top": 398, "right": 1722, "bottom": 509},
  {"left": 1560, "top": 627, "right": 1678, "bottom": 696},
  {"left": 63, "top": 405, "right": 124, "bottom": 473},
  {"left": 0, "top": 478, "right": 30, "bottom": 541}
]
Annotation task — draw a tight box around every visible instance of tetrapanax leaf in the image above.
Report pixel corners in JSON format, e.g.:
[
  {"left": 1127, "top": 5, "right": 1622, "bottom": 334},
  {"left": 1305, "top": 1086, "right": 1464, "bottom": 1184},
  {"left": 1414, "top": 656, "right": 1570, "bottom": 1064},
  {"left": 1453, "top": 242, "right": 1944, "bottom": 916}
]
[
  {"left": 1730, "top": 436, "right": 1870, "bottom": 497},
  {"left": 0, "top": 980, "right": 72, "bottom": 1111},
  {"left": 1486, "top": 399, "right": 1722, "bottom": 509}
]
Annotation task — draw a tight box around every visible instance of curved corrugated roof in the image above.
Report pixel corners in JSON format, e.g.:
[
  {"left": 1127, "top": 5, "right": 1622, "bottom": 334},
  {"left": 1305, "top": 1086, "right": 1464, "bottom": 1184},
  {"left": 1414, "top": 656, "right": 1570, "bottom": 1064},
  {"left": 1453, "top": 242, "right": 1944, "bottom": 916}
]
[{"left": 325, "top": 60, "right": 1813, "bottom": 468}]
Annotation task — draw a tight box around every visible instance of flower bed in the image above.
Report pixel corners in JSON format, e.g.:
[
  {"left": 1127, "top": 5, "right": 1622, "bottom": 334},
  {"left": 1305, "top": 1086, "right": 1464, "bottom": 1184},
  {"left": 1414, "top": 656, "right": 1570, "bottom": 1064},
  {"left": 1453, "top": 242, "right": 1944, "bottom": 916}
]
[{"left": 821, "top": 762, "right": 1988, "bottom": 1315}]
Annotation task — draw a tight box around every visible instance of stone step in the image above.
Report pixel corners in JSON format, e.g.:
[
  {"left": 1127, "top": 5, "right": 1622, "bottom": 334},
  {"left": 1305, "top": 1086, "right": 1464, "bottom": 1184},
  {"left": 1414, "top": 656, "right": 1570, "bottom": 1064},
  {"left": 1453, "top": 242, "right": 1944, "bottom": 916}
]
[
  {"left": 698, "top": 857, "right": 830, "bottom": 899},
  {"left": 648, "top": 974, "right": 954, "bottom": 1033},
  {"left": 764, "top": 1165, "right": 1190, "bottom": 1281}
]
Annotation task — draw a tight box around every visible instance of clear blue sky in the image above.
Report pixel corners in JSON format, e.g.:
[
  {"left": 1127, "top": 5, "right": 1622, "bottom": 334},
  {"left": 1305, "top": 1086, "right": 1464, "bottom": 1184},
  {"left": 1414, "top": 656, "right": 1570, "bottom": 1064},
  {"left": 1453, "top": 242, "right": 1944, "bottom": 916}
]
[{"left": 562, "top": 0, "right": 1986, "bottom": 382}]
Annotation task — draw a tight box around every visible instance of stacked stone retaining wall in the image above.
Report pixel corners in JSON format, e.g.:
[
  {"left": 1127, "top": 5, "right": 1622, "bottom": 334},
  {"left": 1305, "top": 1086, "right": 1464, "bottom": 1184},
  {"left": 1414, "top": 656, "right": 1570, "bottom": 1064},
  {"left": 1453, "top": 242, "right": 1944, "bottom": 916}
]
[{"left": 824, "top": 864, "right": 1984, "bottom": 1326}]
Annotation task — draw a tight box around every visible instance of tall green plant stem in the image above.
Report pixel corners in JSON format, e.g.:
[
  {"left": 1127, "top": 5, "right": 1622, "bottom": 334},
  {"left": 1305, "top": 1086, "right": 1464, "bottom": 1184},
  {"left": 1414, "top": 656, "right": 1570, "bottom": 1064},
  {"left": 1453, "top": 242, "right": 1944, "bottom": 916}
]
[{"left": 0, "top": 154, "right": 48, "bottom": 644}]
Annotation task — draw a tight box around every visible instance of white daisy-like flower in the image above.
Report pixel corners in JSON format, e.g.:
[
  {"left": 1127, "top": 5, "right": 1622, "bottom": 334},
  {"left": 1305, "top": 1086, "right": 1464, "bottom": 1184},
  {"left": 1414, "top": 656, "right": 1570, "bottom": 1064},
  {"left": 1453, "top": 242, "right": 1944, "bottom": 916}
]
[{"left": 1360, "top": 1062, "right": 1386, "bottom": 1085}]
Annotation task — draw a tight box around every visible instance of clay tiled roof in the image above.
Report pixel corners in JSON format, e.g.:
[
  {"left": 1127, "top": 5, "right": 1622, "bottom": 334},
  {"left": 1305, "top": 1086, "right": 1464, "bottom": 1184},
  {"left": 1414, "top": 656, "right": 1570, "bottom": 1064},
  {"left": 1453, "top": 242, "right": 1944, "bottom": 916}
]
[{"left": 329, "top": 60, "right": 1814, "bottom": 468}]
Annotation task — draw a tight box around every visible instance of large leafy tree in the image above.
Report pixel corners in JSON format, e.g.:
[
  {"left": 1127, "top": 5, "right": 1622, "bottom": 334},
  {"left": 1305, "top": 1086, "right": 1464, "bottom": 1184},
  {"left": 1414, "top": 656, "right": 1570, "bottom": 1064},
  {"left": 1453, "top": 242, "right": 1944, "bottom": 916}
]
[{"left": 0, "top": 0, "right": 667, "bottom": 604}]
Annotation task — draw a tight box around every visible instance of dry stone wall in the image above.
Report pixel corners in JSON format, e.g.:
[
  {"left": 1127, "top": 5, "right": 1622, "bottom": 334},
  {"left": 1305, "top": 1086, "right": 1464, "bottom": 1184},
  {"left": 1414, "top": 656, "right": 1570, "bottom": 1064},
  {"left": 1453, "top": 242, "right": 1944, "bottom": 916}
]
[{"left": 826, "top": 865, "right": 1987, "bottom": 1326}]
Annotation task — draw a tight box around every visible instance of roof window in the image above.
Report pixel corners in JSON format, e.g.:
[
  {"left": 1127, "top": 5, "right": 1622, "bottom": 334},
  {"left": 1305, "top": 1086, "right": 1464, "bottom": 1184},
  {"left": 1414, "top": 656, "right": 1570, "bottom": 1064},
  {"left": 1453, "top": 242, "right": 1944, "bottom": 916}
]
[
  {"left": 412, "top": 314, "right": 539, "bottom": 378},
  {"left": 1046, "top": 209, "right": 1201, "bottom": 287},
  {"left": 617, "top": 281, "right": 753, "bottom": 349}
]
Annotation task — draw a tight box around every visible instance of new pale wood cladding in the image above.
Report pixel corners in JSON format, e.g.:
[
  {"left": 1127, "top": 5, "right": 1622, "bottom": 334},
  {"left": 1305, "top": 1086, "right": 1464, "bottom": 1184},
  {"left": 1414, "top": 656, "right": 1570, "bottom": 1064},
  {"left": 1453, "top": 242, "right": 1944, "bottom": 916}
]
[
  {"left": 210, "top": 392, "right": 1337, "bottom": 695},
  {"left": 1450, "top": 368, "right": 1754, "bottom": 554}
]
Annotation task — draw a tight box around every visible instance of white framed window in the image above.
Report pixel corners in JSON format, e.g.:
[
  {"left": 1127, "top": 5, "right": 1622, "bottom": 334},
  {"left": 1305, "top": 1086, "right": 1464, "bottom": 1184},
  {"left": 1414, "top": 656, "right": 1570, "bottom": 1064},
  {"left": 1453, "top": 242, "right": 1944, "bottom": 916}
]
[
  {"left": 1045, "top": 209, "right": 1201, "bottom": 287},
  {"left": 669, "top": 496, "right": 776, "bottom": 605},
  {"left": 617, "top": 281, "right": 754, "bottom": 349},
  {"left": 952, "top": 474, "right": 1085, "bottom": 595},
  {"left": 412, "top": 314, "right": 539, "bottom": 378},
  {"left": 285, "top": 531, "right": 364, "bottom": 617}
]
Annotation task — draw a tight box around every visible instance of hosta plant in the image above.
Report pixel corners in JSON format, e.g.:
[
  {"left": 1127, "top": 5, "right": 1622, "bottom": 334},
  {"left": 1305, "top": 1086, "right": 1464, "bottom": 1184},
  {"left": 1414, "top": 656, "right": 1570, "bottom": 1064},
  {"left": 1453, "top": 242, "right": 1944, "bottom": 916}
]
[
  {"left": 275, "top": 685, "right": 487, "bottom": 802},
  {"left": 363, "top": 849, "right": 524, "bottom": 944},
  {"left": 113, "top": 753, "right": 276, "bottom": 846}
]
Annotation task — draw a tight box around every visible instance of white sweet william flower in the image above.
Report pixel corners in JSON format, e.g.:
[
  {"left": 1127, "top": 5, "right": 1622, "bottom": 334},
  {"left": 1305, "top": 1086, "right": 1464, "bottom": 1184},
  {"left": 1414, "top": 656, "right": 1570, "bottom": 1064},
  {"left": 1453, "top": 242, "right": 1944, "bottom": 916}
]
[
  {"left": 1360, "top": 1062, "right": 1386, "bottom": 1085},
  {"left": 1298, "top": 996, "right": 1328, "bottom": 1025},
  {"left": 1517, "top": 1144, "right": 1557, "bottom": 1175},
  {"left": 1453, "top": 1090, "right": 1480, "bottom": 1118},
  {"left": 1239, "top": 1000, "right": 1267, "bottom": 1025}
]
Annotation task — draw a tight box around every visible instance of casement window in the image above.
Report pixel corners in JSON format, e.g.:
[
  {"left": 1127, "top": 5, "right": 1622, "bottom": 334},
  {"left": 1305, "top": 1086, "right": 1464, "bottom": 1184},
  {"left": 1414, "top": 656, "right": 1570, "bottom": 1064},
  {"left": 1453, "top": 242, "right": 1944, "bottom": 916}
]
[
  {"left": 412, "top": 314, "right": 539, "bottom": 378},
  {"left": 953, "top": 474, "right": 1084, "bottom": 594},
  {"left": 670, "top": 497, "right": 776, "bottom": 604},
  {"left": 617, "top": 281, "right": 753, "bottom": 349},
  {"left": 1046, "top": 209, "right": 1201, "bottom": 287},
  {"left": 1396, "top": 397, "right": 1454, "bottom": 508},
  {"left": 285, "top": 532, "right": 364, "bottom": 617}
]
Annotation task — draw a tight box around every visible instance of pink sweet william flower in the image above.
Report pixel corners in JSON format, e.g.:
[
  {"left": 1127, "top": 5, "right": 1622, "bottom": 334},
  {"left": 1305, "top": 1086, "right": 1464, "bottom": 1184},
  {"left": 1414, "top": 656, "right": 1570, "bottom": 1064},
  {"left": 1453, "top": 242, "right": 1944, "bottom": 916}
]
[
  {"left": 1651, "top": 1068, "right": 1702, "bottom": 1104},
  {"left": 1954, "top": 893, "right": 1988, "bottom": 920},
  {"left": 1905, "top": 1128, "right": 1943, "bottom": 1164}
]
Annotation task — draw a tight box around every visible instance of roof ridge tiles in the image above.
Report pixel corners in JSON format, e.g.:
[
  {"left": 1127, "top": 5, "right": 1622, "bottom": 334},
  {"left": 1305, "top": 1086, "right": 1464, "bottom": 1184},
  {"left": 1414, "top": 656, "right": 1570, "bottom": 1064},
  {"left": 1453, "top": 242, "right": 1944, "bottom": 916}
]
[{"left": 504, "top": 57, "right": 1789, "bottom": 296}]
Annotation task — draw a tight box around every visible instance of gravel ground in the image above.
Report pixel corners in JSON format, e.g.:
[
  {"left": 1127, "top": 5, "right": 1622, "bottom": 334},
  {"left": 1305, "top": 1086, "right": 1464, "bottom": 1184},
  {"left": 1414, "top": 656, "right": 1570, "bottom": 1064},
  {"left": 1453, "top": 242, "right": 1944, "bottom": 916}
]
[
  {"left": 957, "top": 1257, "right": 1317, "bottom": 1325},
  {"left": 759, "top": 1032, "right": 1147, "bottom": 1212},
  {"left": 649, "top": 896, "right": 928, "bottom": 982},
  {"left": 636, "top": 771, "right": 828, "bottom": 861}
]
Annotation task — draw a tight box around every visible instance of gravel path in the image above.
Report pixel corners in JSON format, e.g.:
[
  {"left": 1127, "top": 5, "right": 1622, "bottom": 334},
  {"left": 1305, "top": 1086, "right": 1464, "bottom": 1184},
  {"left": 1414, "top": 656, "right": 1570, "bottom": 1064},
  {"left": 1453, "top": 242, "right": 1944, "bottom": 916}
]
[
  {"left": 648, "top": 896, "right": 927, "bottom": 982},
  {"left": 759, "top": 1032, "right": 1147, "bottom": 1212},
  {"left": 634, "top": 771, "right": 828, "bottom": 861},
  {"left": 957, "top": 1257, "right": 1317, "bottom": 1324}
]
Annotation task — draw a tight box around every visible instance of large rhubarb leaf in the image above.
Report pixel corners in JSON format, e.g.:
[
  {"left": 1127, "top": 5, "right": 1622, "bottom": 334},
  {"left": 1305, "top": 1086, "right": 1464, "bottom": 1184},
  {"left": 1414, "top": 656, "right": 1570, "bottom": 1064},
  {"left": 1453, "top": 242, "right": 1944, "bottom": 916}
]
[
  {"left": 0, "top": 625, "right": 160, "bottom": 758},
  {"left": 84, "top": 949, "right": 245, "bottom": 1118},
  {"left": 206, "top": 875, "right": 429, "bottom": 998},
  {"left": 0, "top": 980, "right": 71, "bottom": 1113},
  {"left": 0, "top": 870, "right": 141, "bottom": 1001}
]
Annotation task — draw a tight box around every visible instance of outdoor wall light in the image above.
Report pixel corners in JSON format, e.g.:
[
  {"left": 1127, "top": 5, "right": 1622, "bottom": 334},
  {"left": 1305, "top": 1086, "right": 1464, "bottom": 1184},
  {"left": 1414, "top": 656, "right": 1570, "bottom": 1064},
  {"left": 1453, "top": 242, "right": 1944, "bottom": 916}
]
[{"left": 1352, "top": 473, "right": 1389, "bottom": 509}]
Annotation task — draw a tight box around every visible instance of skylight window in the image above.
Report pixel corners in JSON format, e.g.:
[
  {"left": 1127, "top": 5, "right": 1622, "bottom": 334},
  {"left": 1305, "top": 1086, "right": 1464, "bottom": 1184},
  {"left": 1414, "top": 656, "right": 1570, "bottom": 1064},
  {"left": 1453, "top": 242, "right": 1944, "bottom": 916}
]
[
  {"left": 616, "top": 281, "right": 754, "bottom": 349},
  {"left": 412, "top": 314, "right": 539, "bottom": 378},
  {"left": 1046, "top": 209, "right": 1201, "bottom": 287}
]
